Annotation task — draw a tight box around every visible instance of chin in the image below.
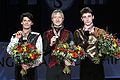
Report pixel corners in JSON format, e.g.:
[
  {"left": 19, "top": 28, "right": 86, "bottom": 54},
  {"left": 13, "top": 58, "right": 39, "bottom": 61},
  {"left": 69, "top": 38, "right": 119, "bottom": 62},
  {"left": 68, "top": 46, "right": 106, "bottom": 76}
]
[
  {"left": 24, "top": 27, "right": 31, "bottom": 29},
  {"left": 55, "top": 24, "right": 61, "bottom": 26},
  {"left": 54, "top": 24, "right": 62, "bottom": 26}
]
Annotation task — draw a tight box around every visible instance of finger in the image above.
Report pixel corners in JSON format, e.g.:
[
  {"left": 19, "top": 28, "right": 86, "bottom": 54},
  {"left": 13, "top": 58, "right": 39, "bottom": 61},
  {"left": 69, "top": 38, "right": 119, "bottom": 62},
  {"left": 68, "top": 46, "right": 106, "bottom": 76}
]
[
  {"left": 18, "top": 31, "right": 22, "bottom": 35},
  {"left": 51, "top": 36, "right": 56, "bottom": 41},
  {"left": 52, "top": 36, "right": 56, "bottom": 39}
]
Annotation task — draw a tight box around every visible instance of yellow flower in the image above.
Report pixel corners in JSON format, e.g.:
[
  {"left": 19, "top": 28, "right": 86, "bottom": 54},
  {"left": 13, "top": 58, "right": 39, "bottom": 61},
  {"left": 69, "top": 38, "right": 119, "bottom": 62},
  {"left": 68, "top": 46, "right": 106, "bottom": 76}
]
[
  {"left": 29, "top": 54, "right": 32, "bottom": 57},
  {"left": 23, "top": 47, "right": 27, "bottom": 52},
  {"left": 13, "top": 50, "right": 18, "bottom": 53},
  {"left": 77, "top": 51, "right": 80, "bottom": 54},
  {"left": 70, "top": 53, "right": 73, "bottom": 56},
  {"left": 63, "top": 44, "right": 67, "bottom": 49},
  {"left": 114, "top": 43, "right": 117, "bottom": 48},
  {"left": 77, "top": 46, "right": 81, "bottom": 51},
  {"left": 57, "top": 50, "right": 60, "bottom": 53}
]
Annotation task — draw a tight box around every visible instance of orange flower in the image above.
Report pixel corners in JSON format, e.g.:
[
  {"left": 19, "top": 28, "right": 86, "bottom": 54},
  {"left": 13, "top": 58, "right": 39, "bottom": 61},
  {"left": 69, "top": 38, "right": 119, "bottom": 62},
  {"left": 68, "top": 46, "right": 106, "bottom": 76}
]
[
  {"left": 31, "top": 54, "right": 35, "bottom": 60},
  {"left": 27, "top": 43, "right": 35, "bottom": 49},
  {"left": 17, "top": 45, "right": 23, "bottom": 53},
  {"left": 69, "top": 50, "right": 74, "bottom": 53},
  {"left": 10, "top": 42, "right": 41, "bottom": 66},
  {"left": 72, "top": 52, "right": 78, "bottom": 58}
]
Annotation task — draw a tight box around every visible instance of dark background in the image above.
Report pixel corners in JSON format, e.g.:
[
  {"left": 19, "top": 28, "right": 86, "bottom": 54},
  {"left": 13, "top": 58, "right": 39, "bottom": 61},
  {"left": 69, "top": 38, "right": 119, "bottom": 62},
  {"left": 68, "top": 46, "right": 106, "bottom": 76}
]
[{"left": 0, "top": 0, "right": 117, "bottom": 42}]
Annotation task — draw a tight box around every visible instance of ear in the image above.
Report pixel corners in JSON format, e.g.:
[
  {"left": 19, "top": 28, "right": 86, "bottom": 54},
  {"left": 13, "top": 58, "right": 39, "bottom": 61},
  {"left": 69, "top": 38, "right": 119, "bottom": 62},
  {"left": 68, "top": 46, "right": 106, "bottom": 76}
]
[
  {"left": 51, "top": 18, "right": 53, "bottom": 22},
  {"left": 81, "top": 17, "right": 83, "bottom": 21},
  {"left": 92, "top": 15, "right": 94, "bottom": 19},
  {"left": 31, "top": 22, "right": 33, "bottom": 25},
  {"left": 21, "top": 22, "right": 23, "bottom": 25}
]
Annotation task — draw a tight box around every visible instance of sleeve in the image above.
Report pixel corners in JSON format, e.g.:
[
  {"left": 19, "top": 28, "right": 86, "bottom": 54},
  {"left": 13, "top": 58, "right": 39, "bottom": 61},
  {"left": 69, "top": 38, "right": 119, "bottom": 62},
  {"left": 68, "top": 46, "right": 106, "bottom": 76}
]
[
  {"left": 98, "top": 28, "right": 107, "bottom": 37},
  {"left": 32, "top": 34, "right": 43, "bottom": 67},
  {"left": 7, "top": 34, "right": 19, "bottom": 54},
  {"left": 93, "top": 27, "right": 107, "bottom": 39}
]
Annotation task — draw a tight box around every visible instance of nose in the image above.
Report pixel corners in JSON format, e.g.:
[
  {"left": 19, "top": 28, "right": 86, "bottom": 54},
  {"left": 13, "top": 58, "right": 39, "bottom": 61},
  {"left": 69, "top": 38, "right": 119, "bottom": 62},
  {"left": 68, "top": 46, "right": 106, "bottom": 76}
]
[
  {"left": 25, "top": 21, "right": 29, "bottom": 24},
  {"left": 56, "top": 18, "right": 60, "bottom": 22}
]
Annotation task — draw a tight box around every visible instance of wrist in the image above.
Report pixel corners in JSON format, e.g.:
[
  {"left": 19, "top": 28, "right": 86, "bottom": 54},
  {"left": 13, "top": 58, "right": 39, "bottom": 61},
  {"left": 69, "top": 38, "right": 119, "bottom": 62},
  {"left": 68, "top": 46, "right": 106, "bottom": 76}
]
[{"left": 50, "top": 43, "right": 53, "bottom": 46}]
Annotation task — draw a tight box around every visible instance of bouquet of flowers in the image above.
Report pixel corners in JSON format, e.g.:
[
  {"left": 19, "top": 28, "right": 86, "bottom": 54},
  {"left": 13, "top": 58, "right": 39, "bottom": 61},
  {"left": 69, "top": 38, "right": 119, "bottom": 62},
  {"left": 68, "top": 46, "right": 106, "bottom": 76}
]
[
  {"left": 48, "top": 42, "right": 68, "bottom": 68},
  {"left": 114, "top": 44, "right": 120, "bottom": 59},
  {"left": 63, "top": 41, "right": 85, "bottom": 74},
  {"left": 10, "top": 42, "right": 41, "bottom": 76},
  {"left": 51, "top": 41, "right": 85, "bottom": 74},
  {"left": 64, "top": 41, "right": 85, "bottom": 62},
  {"left": 51, "top": 42, "right": 69, "bottom": 63},
  {"left": 113, "top": 38, "right": 120, "bottom": 59},
  {"left": 97, "top": 33, "right": 119, "bottom": 59}
]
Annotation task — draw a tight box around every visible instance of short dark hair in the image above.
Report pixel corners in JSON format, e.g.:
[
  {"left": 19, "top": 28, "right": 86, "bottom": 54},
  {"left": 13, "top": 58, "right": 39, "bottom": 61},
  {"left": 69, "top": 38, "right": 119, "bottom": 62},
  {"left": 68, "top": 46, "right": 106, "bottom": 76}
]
[
  {"left": 80, "top": 7, "right": 93, "bottom": 16},
  {"left": 20, "top": 12, "right": 34, "bottom": 22}
]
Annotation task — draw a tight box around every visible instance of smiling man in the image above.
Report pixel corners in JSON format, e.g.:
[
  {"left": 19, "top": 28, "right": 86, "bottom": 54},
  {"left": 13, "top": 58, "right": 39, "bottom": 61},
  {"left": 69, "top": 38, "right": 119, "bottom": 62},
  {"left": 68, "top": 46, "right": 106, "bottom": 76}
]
[
  {"left": 7, "top": 12, "right": 43, "bottom": 80},
  {"left": 74, "top": 7, "right": 107, "bottom": 80}
]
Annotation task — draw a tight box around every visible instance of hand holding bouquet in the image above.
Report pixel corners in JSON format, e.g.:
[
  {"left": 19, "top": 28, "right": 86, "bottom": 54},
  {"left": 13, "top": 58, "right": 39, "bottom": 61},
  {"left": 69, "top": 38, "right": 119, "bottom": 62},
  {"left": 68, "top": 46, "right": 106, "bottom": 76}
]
[
  {"left": 51, "top": 41, "right": 85, "bottom": 74},
  {"left": 63, "top": 41, "right": 85, "bottom": 74},
  {"left": 10, "top": 42, "right": 41, "bottom": 76},
  {"left": 97, "top": 33, "right": 119, "bottom": 57},
  {"left": 97, "top": 33, "right": 120, "bottom": 62}
]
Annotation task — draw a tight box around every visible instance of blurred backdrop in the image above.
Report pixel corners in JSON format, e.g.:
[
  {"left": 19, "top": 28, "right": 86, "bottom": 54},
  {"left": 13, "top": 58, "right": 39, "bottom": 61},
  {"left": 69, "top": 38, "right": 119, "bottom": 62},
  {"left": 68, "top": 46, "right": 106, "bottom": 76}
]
[{"left": 0, "top": 0, "right": 117, "bottom": 42}]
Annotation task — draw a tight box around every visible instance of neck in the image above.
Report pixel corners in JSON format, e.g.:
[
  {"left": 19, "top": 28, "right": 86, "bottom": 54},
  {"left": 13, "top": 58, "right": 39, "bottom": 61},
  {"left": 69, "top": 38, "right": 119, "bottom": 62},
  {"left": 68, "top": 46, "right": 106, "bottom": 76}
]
[
  {"left": 22, "top": 28, "right": 31, "bottom": 37},
  {"left": 53, "top": 24, "right": 63, "bottom": 31},
  {"left": 83, "top": 23, "right": 93, "bottom": 31},
  {"left": 52, "top": 26, "right": 63, "bottom": 38},
  {"left": 54, "top": 27, "right": 60, "bottom": 32},
  {"left": 54, "top": 25, "right": 62, "bottom": 28}
]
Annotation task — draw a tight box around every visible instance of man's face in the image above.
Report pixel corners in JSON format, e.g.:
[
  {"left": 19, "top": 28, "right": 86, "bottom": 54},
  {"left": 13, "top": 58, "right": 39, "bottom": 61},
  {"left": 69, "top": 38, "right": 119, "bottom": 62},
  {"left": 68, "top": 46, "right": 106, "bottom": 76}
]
[
  {"left": 21, "top": 17, "right": 33, "bottom": 29},
  {"left": 52, "top": 12, "right": 64, "bottom": 27},
  {"left": 81, "top": 13, "right": 94, "bottom": 26}
]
